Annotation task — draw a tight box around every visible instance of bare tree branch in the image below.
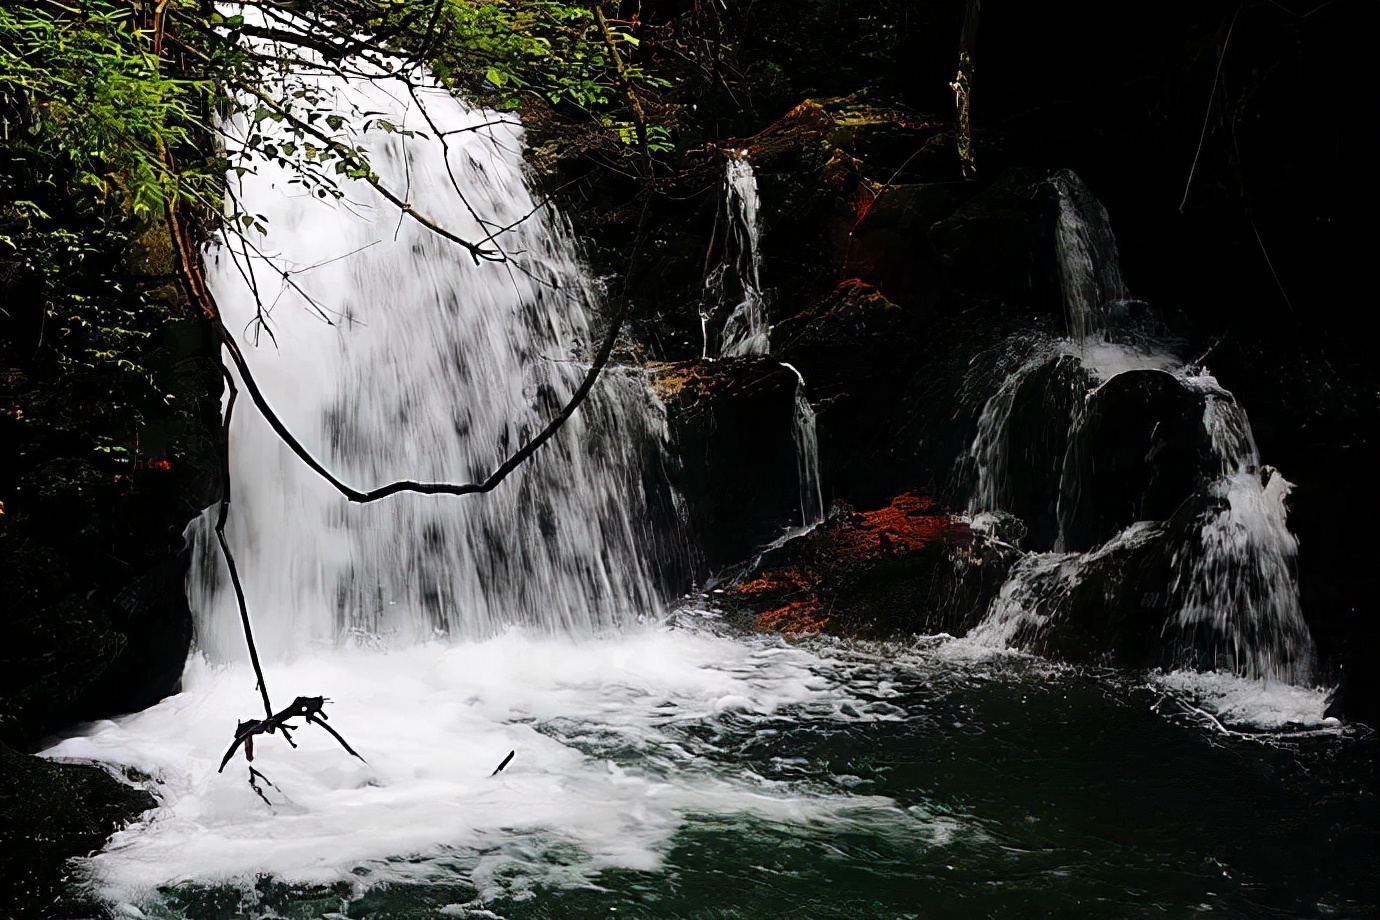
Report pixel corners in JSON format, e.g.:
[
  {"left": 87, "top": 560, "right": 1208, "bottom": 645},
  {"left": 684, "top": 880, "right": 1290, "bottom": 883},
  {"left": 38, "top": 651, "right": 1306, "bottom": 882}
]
[{"left": 214, "top": 365, "right": 273, "bottom": 721}]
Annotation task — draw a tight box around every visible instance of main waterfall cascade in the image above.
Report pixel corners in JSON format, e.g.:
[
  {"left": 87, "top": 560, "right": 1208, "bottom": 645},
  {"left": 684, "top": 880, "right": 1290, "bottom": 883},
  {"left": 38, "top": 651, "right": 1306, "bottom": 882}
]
[
  {"left": 964, "top": 172, "right": 1315, "bottom": 684},
  {"left": 44, "top": 53, "right": 901, "bottom": 907},
  {"left": 702, "top": 155, "right": 825, "bottom": 531},
  {"left": 189, "top": 70, "right": 673, "bottom": 658}
]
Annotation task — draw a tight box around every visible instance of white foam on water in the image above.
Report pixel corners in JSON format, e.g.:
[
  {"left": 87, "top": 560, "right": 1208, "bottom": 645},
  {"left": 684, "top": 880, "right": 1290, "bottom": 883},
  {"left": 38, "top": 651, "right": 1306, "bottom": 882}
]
[
  {"left": 1150, "top": 669, "right": 1338, "bottom": 733},
  {"left": 41, "top": 627, "right": 910, "bottom": 907}
]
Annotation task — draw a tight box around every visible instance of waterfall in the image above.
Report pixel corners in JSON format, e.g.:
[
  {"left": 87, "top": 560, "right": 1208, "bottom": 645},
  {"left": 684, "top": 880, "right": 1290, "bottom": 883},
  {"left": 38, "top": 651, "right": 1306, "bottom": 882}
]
[
  {"left": 191, "top": 63, "right": 671, "bottom": 660},
  {"left": 964, "top": 339, "right": 1061, "bottom": 515},
  {"left": 1168, "top": 373, "right": 1313, "bottom": 682},
  {"left": 781, "top": 362, "right": 825, "bottom": 528},
  {"left": 966, "top": 354, "right": 1313, "bottom": 682},
  {"left": 1052, "top": 169, "right": 1128, "bottom": 345},
  {"left": 708, "top": 156, "right": 770, "bottom": 359},
  {"left": 702, "top": 156, "right": 825, "bottom": 531},
  {"left": 962, "top": 171, "right": 1314, "bottom": 684}
]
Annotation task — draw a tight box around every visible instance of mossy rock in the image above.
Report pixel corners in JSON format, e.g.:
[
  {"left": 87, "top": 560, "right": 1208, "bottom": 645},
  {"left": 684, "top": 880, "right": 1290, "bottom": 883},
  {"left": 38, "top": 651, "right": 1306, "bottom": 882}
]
[{"left": 0, "top": 743, "right": 154, "bottom": 918}]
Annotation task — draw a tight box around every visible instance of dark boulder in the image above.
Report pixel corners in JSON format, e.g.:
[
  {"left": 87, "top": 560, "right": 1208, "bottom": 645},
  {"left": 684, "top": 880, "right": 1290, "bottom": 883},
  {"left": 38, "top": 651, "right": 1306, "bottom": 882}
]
[
  {"left": 0, "top": 237, "right": 218, "bottom": 748},
  {"left": 773, "top": 280, "right": 927, "bottom": 509},
  {"left": 725, "top": 493, "right": 1021, "bottom": 638},
  {"left": 990, "top": 351, "right": 1090, "bottom": 551},
  {"left": 775, "top": 278, "right": 1042, "bottom": 516},
  {"left": 0, "top": 743, "right": 154, "bottom": 918},
  {"left": 652, "top": 357, "right": 803, "bottom": 573},
  {"left": 1058, "top": 368, "right": 1213, "bottom": 552},
  {"left": 979, "top": 520, "right": 1177, "bottom": 669},
  {"left": 929, "top": 168, "right": 1062, "bottom": 312},
  {"left": 844, "top": 182, "right": 972, "bottom": 307}
]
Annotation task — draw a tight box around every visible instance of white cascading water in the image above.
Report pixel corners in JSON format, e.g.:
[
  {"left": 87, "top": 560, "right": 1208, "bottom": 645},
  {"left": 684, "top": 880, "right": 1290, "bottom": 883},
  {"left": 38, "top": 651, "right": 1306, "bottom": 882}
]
[
  {"left": 1051, "top": 169, "right": 1127, "bottom": 345},
  {"left": 703, "top": 156, "right": 824, "bottom": 530},
  {"left": 964, "top": 170, "right": 1315, "bottom": 685},
  {"left": 1169, "top": 373, "right": 1313, "bottom": 682},
  {"left": 183, "top": 71, "right": 673, "bottom": 657},
  {"left": 963, "top": 338, "right": 1060, "bottom": 515},
  {"left": 707, "top": 155, "right": 770, "bottom": 359},
  {"left": 38, "top": 49, "right": 900, "bottom": 907}
]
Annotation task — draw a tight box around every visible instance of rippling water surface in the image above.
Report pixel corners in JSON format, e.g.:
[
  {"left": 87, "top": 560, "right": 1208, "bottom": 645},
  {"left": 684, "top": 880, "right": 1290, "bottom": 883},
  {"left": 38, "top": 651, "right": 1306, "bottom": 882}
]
[{"left": 44, "top": 608, "right": 1377, "bottom": 920}]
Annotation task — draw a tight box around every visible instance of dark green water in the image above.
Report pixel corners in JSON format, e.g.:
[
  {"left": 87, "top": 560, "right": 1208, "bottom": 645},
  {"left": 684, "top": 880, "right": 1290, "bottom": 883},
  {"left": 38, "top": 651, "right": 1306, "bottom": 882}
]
[{"left": 143, "top": 637, "right": 1377, "bottom": 920}]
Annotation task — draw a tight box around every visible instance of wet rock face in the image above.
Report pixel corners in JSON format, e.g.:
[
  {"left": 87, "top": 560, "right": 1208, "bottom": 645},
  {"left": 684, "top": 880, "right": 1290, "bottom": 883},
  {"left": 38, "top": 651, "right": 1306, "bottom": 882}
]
[
  {"left": 1002, "top": 353, "right": 1089, "bottom": 551},
  {"left": 985, "top": 521, "right": 1178, "bottom": 670},
  {"left": 651, "top": 357, "right": 802, "bottom": 573},
  {"left": 929, "top": 169, "right": 1062, "bottom": 312},
  {"left": 726, "top": 493, "right": 1020, "bottom": 639},
  {"left": 1, "top": 233, "right": 220, "bottom": 747},
  {"left": 0, "top": 743, "right": 154, "bottom": 918},
  {"left": 845, "top": 182, "right": 972, "bottom": 307},
  {"left": 1059, "top": 369, "right": 1213, "bottom": 552},
  {"left": 841, "top": 168, "right": 1062, "bottom": 314},
  {"left": 773, "top": 280, "right": 928, "bottom": 509}
]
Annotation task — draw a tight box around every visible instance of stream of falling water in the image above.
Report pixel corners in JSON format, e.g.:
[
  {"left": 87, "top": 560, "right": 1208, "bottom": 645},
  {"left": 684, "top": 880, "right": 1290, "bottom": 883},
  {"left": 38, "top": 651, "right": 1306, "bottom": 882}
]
[
  {"left": 964, "top": 172, "right": 1316, "bottom": 685},
  {"left": 188, "top": 67, "right": 669, "bottom": 658},
  {"left": 708, "top": 156, "right": 770, "bottom": 360},
  {"left": 781, "top": 362, "right": 825, "bottom": 528},
  {"left": 703, "top": 155, "right": 824, "bottom": 530},
  {"left": 1052, "top": 168, "right": 1127, "bottom": 345}
]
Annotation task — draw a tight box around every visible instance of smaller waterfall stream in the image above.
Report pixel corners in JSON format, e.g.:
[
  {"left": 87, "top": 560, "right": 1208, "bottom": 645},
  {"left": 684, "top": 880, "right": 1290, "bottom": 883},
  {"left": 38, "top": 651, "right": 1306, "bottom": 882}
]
[
  {"left": 964, "top": 339, "right": 1062, "bottom": 514},
  {"left": 1052, "top": 169, "right": 1128, "bottom": 345},
  {"left": 963, "top": 171, "right": 1315, "bottom": 684},
  {"left": 1169, "top": 372, "right": 1312, "bottom": 681},
  {"left": 782, "top": 362, "right": 825, "bottom": 527},
  {"left": 708, "top": 156, "right": 771, "bottom": 359},
  {"left": 703, "top": 155, "right": 824, "bottom": 530}
]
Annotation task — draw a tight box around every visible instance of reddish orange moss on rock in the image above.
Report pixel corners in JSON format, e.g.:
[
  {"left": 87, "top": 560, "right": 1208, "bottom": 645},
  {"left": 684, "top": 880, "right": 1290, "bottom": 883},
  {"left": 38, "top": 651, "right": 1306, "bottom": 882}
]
[
  {"left": 736, "top": 565, "right": 813, "bottom": 595},
  {"left": 648, "top": 360, "right": 719, "bottom": 406},
  {"left": 825, "top": 492, "right": 973, "bottom": 561},
  {"left": 727, "top": 492, "right": 1011, "bottom": 640},
  {"left": 755, "top": 597, "right": 829, "bottom": 636}
]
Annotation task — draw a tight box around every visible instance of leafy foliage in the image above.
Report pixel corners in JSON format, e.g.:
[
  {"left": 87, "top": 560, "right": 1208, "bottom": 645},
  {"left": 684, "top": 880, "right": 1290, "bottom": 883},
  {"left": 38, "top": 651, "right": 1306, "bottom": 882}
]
[
  {"left": 0, "top": 0, "right": 678, "bottom": 470},
  {"left": 429, "top": 0, "right": 666, "bottom": 111},
  {"left": 2, "top": 1, "right": 668, "bottom": 229},
  {"left": 0, "top": 3, "right": 220, "bottom": 220}
]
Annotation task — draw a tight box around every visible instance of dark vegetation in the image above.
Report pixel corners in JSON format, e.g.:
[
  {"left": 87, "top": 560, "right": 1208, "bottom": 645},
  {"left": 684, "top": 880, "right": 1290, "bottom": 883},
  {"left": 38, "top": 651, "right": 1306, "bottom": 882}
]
[{"left": 1, "top": 1, "right": 1375, "bottom": 914}]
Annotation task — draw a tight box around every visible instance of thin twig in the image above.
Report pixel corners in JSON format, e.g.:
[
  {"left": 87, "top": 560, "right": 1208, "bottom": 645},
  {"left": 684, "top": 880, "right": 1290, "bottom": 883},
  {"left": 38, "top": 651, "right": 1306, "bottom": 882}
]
[
  {"left": 1180, "top": 2, "right": 1246, "bottom": 213},
  {"left": 215, "top": 365, "right": 273, "bottom": 720}
]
